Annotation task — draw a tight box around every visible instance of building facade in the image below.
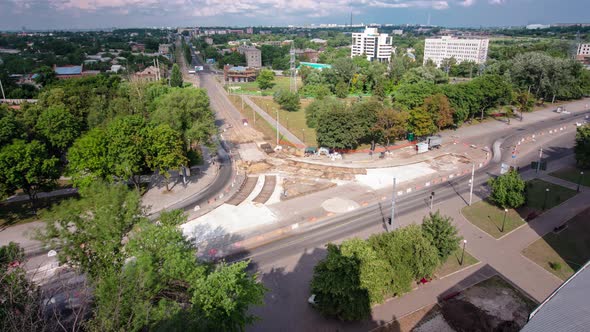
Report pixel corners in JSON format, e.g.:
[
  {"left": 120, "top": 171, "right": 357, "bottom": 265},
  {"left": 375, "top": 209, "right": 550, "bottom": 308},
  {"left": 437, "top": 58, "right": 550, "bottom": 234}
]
[
  {"left": 351, "top": 27, "right": 393, "bottom": 62},
  {"left": 223, "top": 65, "right": 257, "bottom": 83},
  {"left": 423, "top": 36, "right": 489, "bottom": 67},
  {"left": 237, "top": 45, "right": 262, "bottom": 68},
  {"left": 576, "top": 43, "right": 590, "bottom": 68}
]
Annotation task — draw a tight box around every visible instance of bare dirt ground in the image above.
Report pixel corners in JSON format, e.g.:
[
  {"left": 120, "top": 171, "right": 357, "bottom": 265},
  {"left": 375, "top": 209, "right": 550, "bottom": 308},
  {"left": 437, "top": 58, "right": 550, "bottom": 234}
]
[
  {"left": 377, "top": 275, "right": 537, "bottom": 332},
  {"left": 281, "top": 177, "right": 336, "bottom": 201}
]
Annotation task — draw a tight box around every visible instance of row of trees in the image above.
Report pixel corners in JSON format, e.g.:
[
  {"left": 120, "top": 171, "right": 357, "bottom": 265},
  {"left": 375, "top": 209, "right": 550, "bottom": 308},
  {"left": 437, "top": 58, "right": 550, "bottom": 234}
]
[
  {"left": 0, "top": 75, "right": 216, "bottom": 208},
  {"left": 1, "top": 183, "right": 266, "bottom": 331},
  {"left": 305, "top": 72, "right": 515, "bottom": 150},
  {"left": 310, "top": 212, "right": 461, "bottom": 321}
]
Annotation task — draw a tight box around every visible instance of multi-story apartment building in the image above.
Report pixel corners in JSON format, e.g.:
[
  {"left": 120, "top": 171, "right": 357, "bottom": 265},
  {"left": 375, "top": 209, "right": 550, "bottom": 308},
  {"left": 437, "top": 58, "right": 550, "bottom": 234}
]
[
  {"left": 576, "top": 43, "right": 590, "bottom": 68},
  {"left": 237, "top": 45, "right": 262, "bottom": 68},
  {"left": 423, "top": 36, "right": 489, "bottom": 67},
  {"left": 351, "top": 27, "right": 393, "bottom": 62}
]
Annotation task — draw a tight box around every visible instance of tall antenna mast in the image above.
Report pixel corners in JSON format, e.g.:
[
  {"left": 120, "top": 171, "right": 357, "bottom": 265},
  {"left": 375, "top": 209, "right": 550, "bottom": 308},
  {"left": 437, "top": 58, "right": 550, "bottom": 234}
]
[
  {"left": 427, "top": 13, "right": 431, "bottom": 26},
  {"left": 289, "top": 44, "right": 297, "bottom": 92}
]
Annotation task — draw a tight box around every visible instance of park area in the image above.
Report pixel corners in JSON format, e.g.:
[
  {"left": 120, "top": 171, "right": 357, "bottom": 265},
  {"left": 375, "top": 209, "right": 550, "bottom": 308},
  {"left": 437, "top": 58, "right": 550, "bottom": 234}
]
[
  {"left": 549, "top": 166, "right": 590, "bottom": 188},
  {"left": 247, "top": 96, "right": 317, "bottom": 146},
  {"left": 522, "top": 207, "right": 590, "bottom": 280},
  {"left": 462, "top": 178, "right": 577, "bottom": 238}
]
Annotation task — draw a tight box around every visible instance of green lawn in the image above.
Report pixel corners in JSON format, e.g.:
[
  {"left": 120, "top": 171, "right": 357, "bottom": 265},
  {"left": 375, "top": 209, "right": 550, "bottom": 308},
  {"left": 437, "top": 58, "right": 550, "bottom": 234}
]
[
  {"left": 462, "top": 200, "right": 525, "bottom": 239},
  {"left": 230, "top": 76, "right": 303, "bottom": 95},
  {"left": 525, "top": 179, "right": 577, "bottom": 211},
  {"left": 249, "top": 97, "right": 317, "bottom": 147},
  {"left": 522, "top": 208, "right": 590, "bottom": 280},
  {"left": 435, "top": 248, "right": 479, "bottom": 278},
  {"left": 549, "top": 167, "right": 590, "bottom": 187}
]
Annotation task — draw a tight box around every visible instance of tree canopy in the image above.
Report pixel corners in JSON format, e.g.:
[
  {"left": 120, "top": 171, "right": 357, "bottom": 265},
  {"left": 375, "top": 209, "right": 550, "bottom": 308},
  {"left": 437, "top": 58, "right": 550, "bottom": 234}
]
[{"left": 488, "top": 170, "right": 526, "bottom": 209}]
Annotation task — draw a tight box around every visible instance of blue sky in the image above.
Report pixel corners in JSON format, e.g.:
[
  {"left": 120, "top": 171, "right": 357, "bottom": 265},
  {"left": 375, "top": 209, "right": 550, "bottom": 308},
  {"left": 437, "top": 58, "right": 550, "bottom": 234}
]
[{"left": 0, "top": 0, "right": 588, "bottom": 30}]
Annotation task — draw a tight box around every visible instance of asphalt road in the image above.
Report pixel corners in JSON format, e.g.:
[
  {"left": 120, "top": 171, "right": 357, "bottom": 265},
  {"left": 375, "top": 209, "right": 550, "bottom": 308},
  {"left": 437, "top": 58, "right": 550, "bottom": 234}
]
[{"left": 230, "top": 110, "right": 589, "bottom": 266}]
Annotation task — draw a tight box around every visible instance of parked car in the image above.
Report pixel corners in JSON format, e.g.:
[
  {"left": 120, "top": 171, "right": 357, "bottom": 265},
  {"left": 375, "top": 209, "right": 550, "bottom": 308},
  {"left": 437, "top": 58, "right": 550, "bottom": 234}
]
[{"left": 317, "top": 147, "right": 330, "bottom": 156}]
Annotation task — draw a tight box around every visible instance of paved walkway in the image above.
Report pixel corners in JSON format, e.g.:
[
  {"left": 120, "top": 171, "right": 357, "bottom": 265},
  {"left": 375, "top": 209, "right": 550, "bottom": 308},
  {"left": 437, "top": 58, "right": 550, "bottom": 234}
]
[
  {"left": 242, "top": 95, "right": 305, "bottom": 147},
  {"left": 367, "top": 155, "right": 587, "bottom": 326}
]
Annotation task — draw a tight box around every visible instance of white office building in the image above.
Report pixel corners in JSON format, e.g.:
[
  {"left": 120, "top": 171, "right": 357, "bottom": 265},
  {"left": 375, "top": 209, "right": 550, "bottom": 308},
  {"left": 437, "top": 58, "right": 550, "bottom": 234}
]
[
  {"left": 423, "top": 36, "right": 489, "bottom": 67},
  {"left": 351, "top": 27, "right": 393, "bottom": 62}
]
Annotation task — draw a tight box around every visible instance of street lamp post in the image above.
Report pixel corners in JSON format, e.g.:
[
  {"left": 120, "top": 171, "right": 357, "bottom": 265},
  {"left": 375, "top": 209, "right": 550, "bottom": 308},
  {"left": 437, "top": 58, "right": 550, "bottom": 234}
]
[
  {"left": 543, "top": 188, "right": 550, "bottom": 210},
  {"left": 429, "top": 192, "right": 435, "bottom": 211},
  {"left": 577, "top": 171, "right": 584, "bottom": 192},
  {"left": 276, "top": 109, "right": 279, "bottom": 146},
  {"left": 469, "top": 163, "right": 475, "bottom": 206},
  {"left": 460, "top": 239, "right": 467, "bottom": 265},
  {"left": 501, "top": 208, "right": 508, "bottom": 233},
  {"left": 302, "top": 129, "right": 305, "bottom": 143}
]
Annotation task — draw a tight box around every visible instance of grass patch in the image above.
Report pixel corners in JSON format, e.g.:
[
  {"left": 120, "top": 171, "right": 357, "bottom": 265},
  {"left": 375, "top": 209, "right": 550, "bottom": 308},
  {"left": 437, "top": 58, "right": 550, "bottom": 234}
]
[
  {"left": 230, "top": 76, "right": 303, "bottom": 95},
  {"left": 462, "top": 200, "right": 525, "bottom": 239},
  {"left": 549, "top": 167, "right": 590, "bottom": 187},
  {"left": 525, "top": 179, "right": 577, "bottom": 212},
  {"left": 435, "top": 249, "right": 479, "bottom": 278},
  {"left": 249, "top": 97, "right": 317, "bottom": 146},
  {"left": 522, "top": 208, "right": 590, "bottom": 280}
]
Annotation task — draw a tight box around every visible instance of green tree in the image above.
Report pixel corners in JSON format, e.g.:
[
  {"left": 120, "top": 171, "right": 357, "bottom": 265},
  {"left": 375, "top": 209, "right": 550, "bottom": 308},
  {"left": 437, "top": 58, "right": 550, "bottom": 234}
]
[
  {"left": 67, "top": 127, "right": 110, "bottom": 187},
  {"left": 421, "top": 211, "right": 462, "bottom": 262},
  {"left": 0, "top": 243, "right": 47, "bottom": 332},
  {"left": 256, "top": 69, "right": 276, "bottom": 90},
  {"left": 334, "top": 80, "right": 348, "bottom": 98},
  {"left": 170, "top": 64, "right": 183, "bottom": 88},
  {"left": 392, "top": 82, "right": 439, "bottom": 111},
  {"left": 305, "top": 97, "right": 345, "bottom": 128},
  {"left": 0, "top": 105, "right": 25, "bottom": 146},
  {"left": 487, "top": 170, "right": 526, "bottom": 209},
  {"left": 0, "top": 140, "right": 59, "bottom": 209},
  {"left": 273, "top": 90, "right": 300, "bottom": 112},
  {"left": 372, "top": 108, "right": 409, "bottom": 148},
  {"left": 146, "top": 124, "right": 188, "bottom": 191},
  {"left": 316, "top": 107, "right": 363, "bottom": 149},
  {"left": 38, "top": 182, "right": 144, "bottom": 278},
  {"left": 470, "top": 74, "right": 513, "bottom": 120},
  {"left": 575, "top": 124, "right": 590, "bottom": 169},
  {"left": 409, "top": 107, "right": 437, "bottom": 137},
  {"left": 33, "top": 65, "right": 56, "bottom": 86},
  {"left": 422, "top": 93, "right": 454, "bottom": 130},
  {"left": 515, "top": 91, "right": 535, "bottom": 115},
  {"left": 106, "top": 116, "right": 149, "bottom": 188},
  {"left": 35, "top": 106, "right": 81, "bottom": 154},
  {"left": 83, "top": 210, "right": 265, "bottom": 332},
  {"left": 369, "top": 225, "right": 439, "bottom": 280},
  {"left": 310, "top": 240, "right": 393, "bottom": 321},
  {"left": 151, "top": 88, "right": 215, "bottom": 143}
]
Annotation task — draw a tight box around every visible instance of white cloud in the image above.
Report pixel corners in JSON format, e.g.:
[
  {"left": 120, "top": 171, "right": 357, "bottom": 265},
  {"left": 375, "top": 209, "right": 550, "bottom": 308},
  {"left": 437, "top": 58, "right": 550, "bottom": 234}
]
[{"left": 41, "top": 0, "right": 484, "bottom": 19}]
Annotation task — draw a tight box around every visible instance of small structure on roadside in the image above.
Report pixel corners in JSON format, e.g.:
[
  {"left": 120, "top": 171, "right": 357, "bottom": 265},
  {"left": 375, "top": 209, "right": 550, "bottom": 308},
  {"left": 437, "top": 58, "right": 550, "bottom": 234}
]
[{"left": 223, "top": 65, "right": 257, "bottom": 83}]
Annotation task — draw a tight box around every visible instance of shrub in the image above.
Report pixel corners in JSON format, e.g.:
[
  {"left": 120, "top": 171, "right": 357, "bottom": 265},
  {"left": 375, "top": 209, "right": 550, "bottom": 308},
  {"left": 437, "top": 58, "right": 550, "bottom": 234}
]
[{"left": 549, "top": 262, "right": 562, "bottom": 271}]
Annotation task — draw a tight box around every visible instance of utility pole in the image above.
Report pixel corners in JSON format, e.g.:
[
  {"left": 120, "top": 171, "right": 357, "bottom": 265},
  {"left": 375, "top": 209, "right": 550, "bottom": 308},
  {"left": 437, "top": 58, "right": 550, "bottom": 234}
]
[
  {"left": 0, "top": 78, "right": 6, "bottom": 100},
  {"left": 389, "top": 177, "right": 397, "bottom": 231},
  {"left": 276, "top": 109, "right": 279, "bottom": 146},
  {"left": 469, "top": 163, "right": 475, "bottom": 206},
  {"left": 536, "top": 147, "right": 543, "bottom": 173}
]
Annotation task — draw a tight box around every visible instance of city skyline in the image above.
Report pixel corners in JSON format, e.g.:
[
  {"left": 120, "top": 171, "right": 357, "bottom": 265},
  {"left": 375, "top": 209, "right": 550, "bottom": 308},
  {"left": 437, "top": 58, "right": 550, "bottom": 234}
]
[{"left": 1, "top": 0, "right": 589, "bottom": 31}]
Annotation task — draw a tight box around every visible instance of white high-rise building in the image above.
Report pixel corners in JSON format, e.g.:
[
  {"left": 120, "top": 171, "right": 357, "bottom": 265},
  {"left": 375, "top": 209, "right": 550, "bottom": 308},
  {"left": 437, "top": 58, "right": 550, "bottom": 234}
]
[
  {"left": 351, "top": 27, "right": 393, "bottom": 62},
  {"left": 423, "top": 36, "right": 489, "bottom": 67},
  {"left": 578, "top": 43, "right": 590, "bottom": 56}
]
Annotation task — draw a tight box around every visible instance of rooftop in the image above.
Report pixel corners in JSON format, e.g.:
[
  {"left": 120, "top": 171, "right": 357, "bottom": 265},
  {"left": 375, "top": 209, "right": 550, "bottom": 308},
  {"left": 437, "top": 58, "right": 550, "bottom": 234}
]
[
  {"left": 54, "top": 65, "right": 82, "bottom": 75},
  {"left": 521, "top": 260, "right": 590, "bottom": 332}
]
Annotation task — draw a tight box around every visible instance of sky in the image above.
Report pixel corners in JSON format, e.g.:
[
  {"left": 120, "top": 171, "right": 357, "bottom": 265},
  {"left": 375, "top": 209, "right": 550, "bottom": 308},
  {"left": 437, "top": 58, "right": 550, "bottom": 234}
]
[{"left": 0, "top": 0, "right": 588, "bottom": 30}]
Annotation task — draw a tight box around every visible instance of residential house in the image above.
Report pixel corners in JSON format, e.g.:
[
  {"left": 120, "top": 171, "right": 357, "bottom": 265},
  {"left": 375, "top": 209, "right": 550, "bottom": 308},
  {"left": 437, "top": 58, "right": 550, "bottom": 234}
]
[{"left": 223, "top": 65, "right": 257, "bottom": 83}]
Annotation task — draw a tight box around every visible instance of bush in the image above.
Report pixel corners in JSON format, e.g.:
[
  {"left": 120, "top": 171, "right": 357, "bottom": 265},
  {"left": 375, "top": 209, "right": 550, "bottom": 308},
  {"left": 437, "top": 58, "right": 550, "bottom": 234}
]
[
  {"left": 273, "top": 90, "right": 300, "bottom": 112},
  {"left": 421, "top": 211, "right": 462, "bottom": 262},
  {"left": 549, "top": 261, "right": 562, "bottom": 271}
]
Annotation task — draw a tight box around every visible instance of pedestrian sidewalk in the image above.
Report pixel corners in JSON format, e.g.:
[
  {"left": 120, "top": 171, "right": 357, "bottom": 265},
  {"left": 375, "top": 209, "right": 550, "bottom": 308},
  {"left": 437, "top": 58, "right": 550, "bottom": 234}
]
[{"left": 142, "top": 146, "right": 220, "bottom": 214}]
